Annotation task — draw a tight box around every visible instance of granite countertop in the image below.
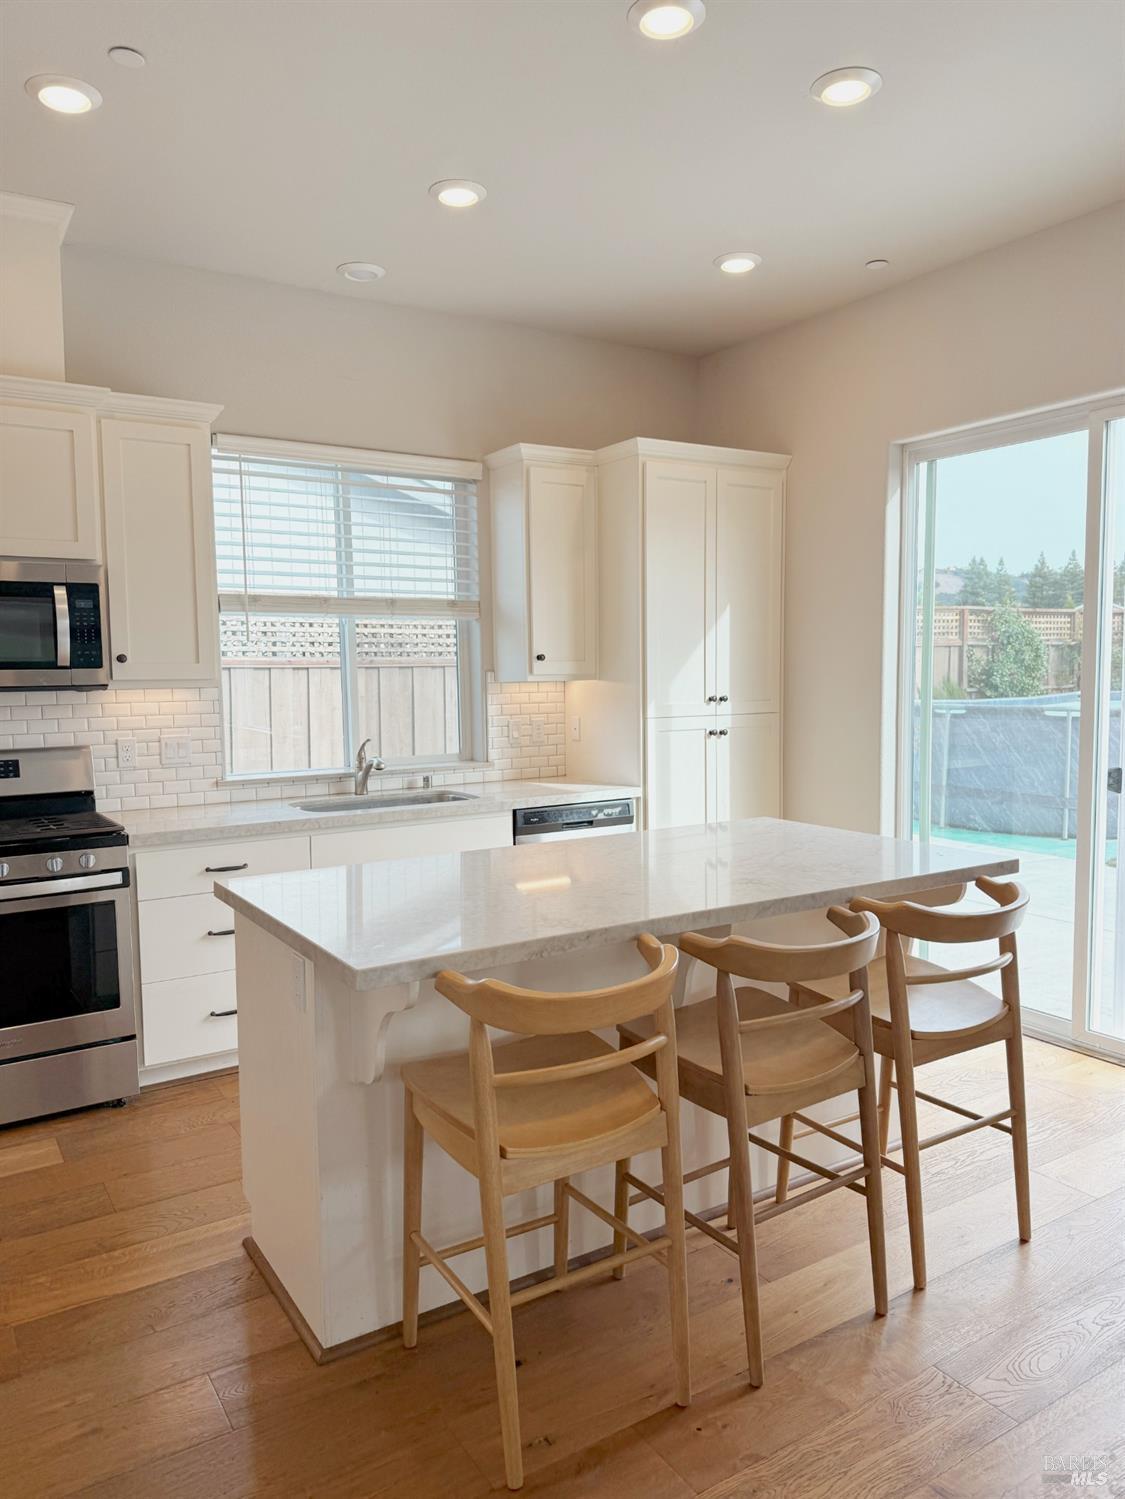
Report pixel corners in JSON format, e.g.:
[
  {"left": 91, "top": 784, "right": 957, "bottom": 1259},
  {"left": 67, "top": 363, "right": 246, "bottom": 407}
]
[
  {"left": 119, "top": 779, "right": 641, "bottom": 849},
  {"left": 214, "top": 817, "right": 1019, "bottom": 991}
]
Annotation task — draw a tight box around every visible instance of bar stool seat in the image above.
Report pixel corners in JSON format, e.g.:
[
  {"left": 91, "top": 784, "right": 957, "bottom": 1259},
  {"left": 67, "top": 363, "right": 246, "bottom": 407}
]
[
  {"left": 804, "top": 955, "right": 1007, "bottom": 1039},
  {"left": 402, "top": 1032, "right": 662, "bottom": 1159},
  {"left": 620, "top": 986, "right": 860, "bottom": 1098}
]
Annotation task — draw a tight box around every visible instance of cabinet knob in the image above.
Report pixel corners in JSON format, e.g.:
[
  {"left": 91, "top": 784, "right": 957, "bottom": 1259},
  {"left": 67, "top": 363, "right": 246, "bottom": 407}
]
[
  {"left": 706, "top": 695, "right": 718, "bottom": 703},
  {"left": 707, "top": 728, "right": 718, "bottom": 737},
  {"left": 535, "top": 653, "right": 546, "bottom": 662},
  {"left": 718, "top": 694, "right": 729, "bottom": 703},
  {"left": 719, "top": 728, "right": 729, "bottom": 736},
  {"left": 115, "top": 653, "right": 128, "bottom": 664}
]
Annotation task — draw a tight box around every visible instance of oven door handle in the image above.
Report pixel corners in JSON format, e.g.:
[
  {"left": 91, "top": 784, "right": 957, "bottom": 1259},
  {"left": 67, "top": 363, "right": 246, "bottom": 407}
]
[
  {"left": 53, "top": 584, "right": 71, "bottom": 668},
  {"left": 0, "top": 870, "right": 127, "bottom": 903}
]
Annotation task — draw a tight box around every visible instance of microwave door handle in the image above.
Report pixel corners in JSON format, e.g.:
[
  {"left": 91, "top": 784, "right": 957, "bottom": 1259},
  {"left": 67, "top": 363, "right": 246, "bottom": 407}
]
[{"left": 53, "top": 585, "right": 71, "bottom": 668}]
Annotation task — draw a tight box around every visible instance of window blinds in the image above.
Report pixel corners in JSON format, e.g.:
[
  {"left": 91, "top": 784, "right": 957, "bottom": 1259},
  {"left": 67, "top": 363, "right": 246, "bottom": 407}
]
[{"left": 212, "top": 444, "right": 480, "bottom": 618}]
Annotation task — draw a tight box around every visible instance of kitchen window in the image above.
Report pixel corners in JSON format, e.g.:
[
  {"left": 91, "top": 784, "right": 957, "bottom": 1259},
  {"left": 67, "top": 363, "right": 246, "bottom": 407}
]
[{"left": 212, "top": 436, "right": 483, "bottom": 777}]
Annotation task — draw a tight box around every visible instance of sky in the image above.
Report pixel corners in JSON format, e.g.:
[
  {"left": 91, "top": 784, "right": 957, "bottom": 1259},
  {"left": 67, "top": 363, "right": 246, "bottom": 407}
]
[{"left": 931, "top": 429, "right": 1090, "bottom": 574}]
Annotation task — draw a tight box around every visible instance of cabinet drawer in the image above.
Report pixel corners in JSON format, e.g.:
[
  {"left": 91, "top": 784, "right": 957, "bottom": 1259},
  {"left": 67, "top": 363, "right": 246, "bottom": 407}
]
[
  {"left": 142, "top": 972, "right": 238, "bottom": 1067},
  {"left": 135, "top": 835, "right": 310, "bottom": 900},
  {"left": 310, "top": 814, "right": 511, "bottom": 869},
  {"left": 139, "top": 892, "right": 237, "bottom": 983}
]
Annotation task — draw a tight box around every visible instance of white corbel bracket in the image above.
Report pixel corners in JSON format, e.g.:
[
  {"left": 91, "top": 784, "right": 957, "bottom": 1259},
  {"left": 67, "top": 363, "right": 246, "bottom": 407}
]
[{"left": 344, "top": 981, "right": 422, "bottom": 1084}]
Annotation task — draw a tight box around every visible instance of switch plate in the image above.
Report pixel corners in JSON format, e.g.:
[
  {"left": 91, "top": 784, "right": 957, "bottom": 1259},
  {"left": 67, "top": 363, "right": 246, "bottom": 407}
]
[
  {"left": 530, "top": 715, "right": 546, "bottom": 746},
  {"left": 508, "top": 719, "right": 523, "bottom": 748},
  {"left": 570, "top": 716, "right": 582, "bottom": 742},
  {"left": 160, "top": 734, "right": 193, "bottom": 767},
  {"left": 116, "top": 738, "right": 137, "bottom": 772}
]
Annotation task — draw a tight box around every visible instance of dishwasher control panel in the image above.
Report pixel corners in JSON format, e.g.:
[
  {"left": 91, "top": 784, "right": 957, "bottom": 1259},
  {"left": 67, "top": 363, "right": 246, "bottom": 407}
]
[{"left": 513, "top": 799, "right": 636, "bottom": 841}]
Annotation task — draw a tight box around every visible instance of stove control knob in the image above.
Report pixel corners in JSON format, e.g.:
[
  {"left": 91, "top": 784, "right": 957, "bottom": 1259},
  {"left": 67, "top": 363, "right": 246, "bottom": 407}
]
[
  {"left": 45, "top": 856, "right": 64, "bottom": 874},
  {"left": 79, "top": 853, "right": 97, "bottom": 870}
]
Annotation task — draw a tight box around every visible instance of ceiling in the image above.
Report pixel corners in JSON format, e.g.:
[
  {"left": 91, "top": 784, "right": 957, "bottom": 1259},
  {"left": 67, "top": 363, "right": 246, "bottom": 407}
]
[{"left": 2, "top": 0, "right": 1123, "bottom": 355}]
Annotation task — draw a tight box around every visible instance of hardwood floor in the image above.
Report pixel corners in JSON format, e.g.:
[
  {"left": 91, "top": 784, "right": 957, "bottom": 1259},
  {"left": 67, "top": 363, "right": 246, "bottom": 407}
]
[{"left": 1, "top": 1041, "right": 1123, "bottom": 1497}]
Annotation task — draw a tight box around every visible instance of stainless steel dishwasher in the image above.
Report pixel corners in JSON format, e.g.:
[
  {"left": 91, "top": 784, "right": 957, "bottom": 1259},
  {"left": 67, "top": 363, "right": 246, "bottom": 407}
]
[{"left": 512, "top": 798, "right": 636, "bottom": 843}]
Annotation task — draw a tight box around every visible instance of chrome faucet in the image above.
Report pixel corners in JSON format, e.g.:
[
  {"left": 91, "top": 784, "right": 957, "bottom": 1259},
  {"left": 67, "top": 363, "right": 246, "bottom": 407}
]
[{"left": 353, "top": 739, "right": 385, "bottom": 795}]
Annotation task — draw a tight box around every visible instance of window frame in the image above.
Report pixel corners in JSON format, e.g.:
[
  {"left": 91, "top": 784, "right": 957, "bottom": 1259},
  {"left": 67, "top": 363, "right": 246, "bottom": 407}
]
[{"left": 212, "top": 433, "right": 486, "bottom": 781}]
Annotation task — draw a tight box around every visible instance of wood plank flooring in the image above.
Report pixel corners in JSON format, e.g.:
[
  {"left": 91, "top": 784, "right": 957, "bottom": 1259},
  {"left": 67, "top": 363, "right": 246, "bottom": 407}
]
[{"left": 0, "top": 1041, "right": 1123, "bottom": 1497}]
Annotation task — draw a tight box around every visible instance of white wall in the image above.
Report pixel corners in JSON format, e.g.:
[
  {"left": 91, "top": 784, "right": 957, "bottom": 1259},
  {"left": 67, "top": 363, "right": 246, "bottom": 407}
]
[
  {"left": 60, "top": 248, "right": 698, "bottom": 457},
  {"left": 697, "top": 202, "right": 1125, "bottom": 834}
]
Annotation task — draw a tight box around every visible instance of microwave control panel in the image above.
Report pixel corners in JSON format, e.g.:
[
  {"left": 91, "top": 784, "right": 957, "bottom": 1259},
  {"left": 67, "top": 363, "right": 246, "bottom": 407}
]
[{"left": 68, "top": 586, "right": 104, "bottom": 668}]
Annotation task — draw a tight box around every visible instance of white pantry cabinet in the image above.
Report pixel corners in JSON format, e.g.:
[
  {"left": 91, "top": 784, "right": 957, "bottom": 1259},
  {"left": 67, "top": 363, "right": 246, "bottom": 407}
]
[
  {"left": 566, "top": 438, "right": 789, "bottom": 829},
  {"left": 101, "top": 415, "right": 220, "bottom": 683},
  {"left": 487, "top": 444, "right": 598, "bottom": 681},
  {"left": 0, "top": 392, "right": 101, "bottom": 559}
]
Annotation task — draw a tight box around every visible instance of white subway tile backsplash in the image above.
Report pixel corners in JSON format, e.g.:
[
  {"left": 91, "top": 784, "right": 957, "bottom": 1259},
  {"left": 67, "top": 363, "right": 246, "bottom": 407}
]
[{"left": 0, "top": 676, "right": 566, "bottom": 809}]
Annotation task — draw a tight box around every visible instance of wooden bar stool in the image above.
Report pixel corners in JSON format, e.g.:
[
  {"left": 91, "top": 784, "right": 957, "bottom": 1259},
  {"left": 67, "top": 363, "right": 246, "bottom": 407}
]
[
  {"left": 787, "top": 876, "right": 1031, "bottom": 1291},
  {"left": 617, "top": 908, "right": 887, "bottom": 1388},
  {"left": 400, "top": 934, "right": 690, "bottom": 1491}
]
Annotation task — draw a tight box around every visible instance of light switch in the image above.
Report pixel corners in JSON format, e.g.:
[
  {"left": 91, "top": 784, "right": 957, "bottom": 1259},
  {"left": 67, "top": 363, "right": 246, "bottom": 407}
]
[
  {"left": 570, "top": 716, "right": 581, "bottom": 742},
  {"left": 160, "top": 734, "right": 193, "bottom": 767}
]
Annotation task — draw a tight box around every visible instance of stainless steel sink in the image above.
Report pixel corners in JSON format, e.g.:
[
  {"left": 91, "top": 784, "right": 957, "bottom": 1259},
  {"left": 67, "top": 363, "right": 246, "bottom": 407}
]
[{"left": 291, "top": 790, "right": 478, "bottom": 813}]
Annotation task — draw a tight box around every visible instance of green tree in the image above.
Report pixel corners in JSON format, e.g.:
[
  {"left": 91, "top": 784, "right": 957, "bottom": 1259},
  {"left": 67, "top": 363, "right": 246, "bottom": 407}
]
[
  {"left": 969, "top": 601, "right": 1047, "bottom": 699},
  {"left": 1024, "top": 552, "right": 1058, "bottom": 609},
  {"left": 1059, "top": 549, "right": 1084, "bottom": 608},
  {"left": 1113, "top": 558, "right": 1125, "bottom": 606},
  {"left": 991, "top": 556, "right": 1014, "bottom": 604},
  {"left": 959, "top": 555, "right": 992, "bottom": 605}
]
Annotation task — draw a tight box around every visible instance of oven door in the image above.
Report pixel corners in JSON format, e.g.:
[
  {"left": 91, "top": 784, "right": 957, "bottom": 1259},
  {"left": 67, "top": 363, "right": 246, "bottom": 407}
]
[{"left": 0, "top": 872, "right": 136, "bottom": 1063}]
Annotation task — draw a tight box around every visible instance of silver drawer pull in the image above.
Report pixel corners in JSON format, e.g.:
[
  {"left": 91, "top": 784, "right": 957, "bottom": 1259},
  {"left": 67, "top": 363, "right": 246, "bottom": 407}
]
[
  {"left": 205, "top": 862, "right": 249, "bottom": 873},
  {"left": 206, "top": 928, "right": 235, "bottom": 937},
  {"left": 208, "top": 1008, "right": 238, "bottom": 1018}
]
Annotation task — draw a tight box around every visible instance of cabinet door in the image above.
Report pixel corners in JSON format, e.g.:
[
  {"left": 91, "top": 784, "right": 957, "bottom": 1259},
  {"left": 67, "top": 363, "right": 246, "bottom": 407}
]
[
  {"left": 101, "top": 419, "right": 219, "bottom": 682},
  {"left": 714, "top": 713, "right": 780, "bottom": 822},
  {"left": 715, "top": 466, "right": 783, "bottom": 715},
  {"left": 646, "top": 716, "right": 715, "bottom": 829},
  {"left": 0, "top": 403, "right": 100, "bottom": 559},
  {"left": 526, "top": 464, "right": 597, "bottom": 678},
  {"left": 310, "top": 813, "right": 512, "bottom": 868},
  {"left": 644, "top": 461, "right": 716, "bottom": 716}
]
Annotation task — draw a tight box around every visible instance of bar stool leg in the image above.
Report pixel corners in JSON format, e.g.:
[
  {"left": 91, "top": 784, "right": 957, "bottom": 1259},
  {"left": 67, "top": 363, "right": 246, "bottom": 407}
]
[
  {"left": 612, "top": 1157, "right": 630, "bottom": 1281},
  {"left": 553, "top": 1178, "right": 570, "bottom": 1276},
  {"left": 479, "top": 1161, "right": 523, "bottom": 1490},
  {"left": 1005, "top": 1020, "right": 1032, "bottom": 1243},
  {"left": 402, "top": 1089, "right": 423, "bottom": 1350},
  {"left": 716, "top": 974, "right": 764, "bottom": 1386},
  {"left": 877, "top": 1055, "right": 894, "bottom": 1156},
  {"left": 892, "top": 1038, "right": 927, "bottom": 1291},
  {"left": 854, "top": 1027, "right": 888, "bottom": 1317},
  {"left": 774, "top": 1115, "right": 794, "bottom": 1203}
]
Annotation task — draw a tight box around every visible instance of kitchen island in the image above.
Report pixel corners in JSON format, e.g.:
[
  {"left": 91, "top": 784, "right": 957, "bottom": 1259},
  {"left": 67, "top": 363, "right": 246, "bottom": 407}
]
[{"left": 215, "top": 817, "right": 1018, "bottom": 1360}]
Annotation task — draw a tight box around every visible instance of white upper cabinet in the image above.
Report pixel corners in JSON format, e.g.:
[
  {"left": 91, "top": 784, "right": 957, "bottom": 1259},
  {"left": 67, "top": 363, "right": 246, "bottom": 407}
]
[
  {"left": 487, "top": 445, "right": 597, "bottom": 681},
  {"left": 100, "top": 416, "right": 220, "bottom": 683},
  {"left": 643, "top": 461, "right": 715, "bottom": 717},
  {"left": 715, "top": 465, "right": 783, "bottom": 716},
  {"left": 644, "top": 457, "right": 782, "bottom": 719},
  {"left": 0, "top": 397, "right": 101, "bottom": 559}
]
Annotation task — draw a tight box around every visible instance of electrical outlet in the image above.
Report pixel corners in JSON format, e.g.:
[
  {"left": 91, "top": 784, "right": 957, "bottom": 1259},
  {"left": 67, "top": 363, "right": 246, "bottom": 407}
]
[
  {"left": 530, "top": 715, "right": 547, "bottom": 746},
  {"left": 570, "top": 716, "right": 582, "bottom": 742},
  {"left": 160, "top": 734, "right": 193, "bottom": 767},
  {"left": 116, "top": 738, "right": 137, "bottom": 772}
]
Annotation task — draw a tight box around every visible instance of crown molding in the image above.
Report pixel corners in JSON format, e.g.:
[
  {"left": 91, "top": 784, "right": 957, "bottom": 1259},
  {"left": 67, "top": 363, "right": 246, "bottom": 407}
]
[
  {"left": 0, "top": 375, "right": 109, "bottom": 409},
  {"left": 102, "top": 392, "right": 225, "bottom": 424},
  {"left": 484, "top": 443, "right": 597, "bottom": 469},
  {"left": 0, "top": 192, "right": 74, "bottom": 241},
  {"left": 596, "top": 436, "right": 791, "bottom": 469}
]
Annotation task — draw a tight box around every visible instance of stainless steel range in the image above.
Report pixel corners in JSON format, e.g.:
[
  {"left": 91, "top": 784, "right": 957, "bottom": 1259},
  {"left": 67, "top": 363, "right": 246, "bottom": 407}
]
[{"left": 0, "top": 745, "right": 138, "bottom": 1126}]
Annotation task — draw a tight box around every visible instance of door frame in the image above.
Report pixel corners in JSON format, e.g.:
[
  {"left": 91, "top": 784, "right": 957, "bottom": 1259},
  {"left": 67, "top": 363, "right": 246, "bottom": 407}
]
[{"left": 892, "top": 391, "right": 1125, "bottom": 1061}]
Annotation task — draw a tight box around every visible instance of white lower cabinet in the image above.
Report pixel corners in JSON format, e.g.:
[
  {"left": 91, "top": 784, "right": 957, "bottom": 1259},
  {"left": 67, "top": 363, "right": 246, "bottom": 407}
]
[
  {"left": 138, "top": 892, "right": 237, "bottom": 983},
  {"left": 309, "top": 814, "right": 511, "bottom": 868},
  {"left": 141, "top": 973, "right": 239, "bottom": 1068},
  {"left": 646, "top": 713, "right": 780, "bottom": 830}
]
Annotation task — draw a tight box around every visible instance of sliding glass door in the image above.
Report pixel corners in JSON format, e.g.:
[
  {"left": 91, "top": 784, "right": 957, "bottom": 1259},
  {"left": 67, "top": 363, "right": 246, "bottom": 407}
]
[{"left": 902, "top": 397, "right": 1125, "bottom": 1059}]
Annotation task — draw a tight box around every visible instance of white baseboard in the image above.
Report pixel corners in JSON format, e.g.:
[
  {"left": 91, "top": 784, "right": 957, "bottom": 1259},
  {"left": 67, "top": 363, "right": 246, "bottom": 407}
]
[{"left": 139, "top": 1051, "right": 238, "bottom": 1087}]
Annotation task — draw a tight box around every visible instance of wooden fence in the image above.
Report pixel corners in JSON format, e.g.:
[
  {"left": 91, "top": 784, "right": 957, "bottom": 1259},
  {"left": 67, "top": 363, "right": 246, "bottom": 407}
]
[
  {"left": 221, "top": 658, "right": 459, "bottom": 773},
  {"left": 919, "top": 605, "right": 1124, "bottom": 694}
]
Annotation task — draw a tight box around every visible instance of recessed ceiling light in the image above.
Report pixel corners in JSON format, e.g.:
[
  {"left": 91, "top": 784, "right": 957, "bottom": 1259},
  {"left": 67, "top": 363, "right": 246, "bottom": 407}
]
[
  {"left": 337, "top": 262, "right": 386, "bottom": 283},
  {"left": 810, "top": 67, "right": 883, "bottom": 107},
  {"left": 628, "top": 0, "right": 705, "bottom": 40},
  {"left": 107, "top": 46, "right": 146, "bottom": 68},
  {"left": 865, "top": 258, "right": 890, "bottom": 271},
  {"left": 429, "top": 179, "right": 487, "bottom": 209},
  {"left": 25, "top": 75, "right": 103, "bottom": 114},
  {"left": 714, "top": 252, "right": 761, "bottom": 275}
]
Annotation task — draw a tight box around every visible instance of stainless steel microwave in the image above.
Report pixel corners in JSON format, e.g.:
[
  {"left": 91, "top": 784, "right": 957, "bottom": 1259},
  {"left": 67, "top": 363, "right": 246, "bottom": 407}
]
[{"left": 0, "top": 559, "right": 109, "bottom": 690}]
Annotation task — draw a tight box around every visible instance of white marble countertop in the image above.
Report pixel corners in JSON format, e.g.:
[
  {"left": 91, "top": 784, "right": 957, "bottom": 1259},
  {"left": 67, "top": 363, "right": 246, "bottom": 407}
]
[
  {"left": 119, "top": 779, "right": 640, "bottom": 849},
  {"left": 214, "top": 817, "right": 1020, "bottom": 991}
]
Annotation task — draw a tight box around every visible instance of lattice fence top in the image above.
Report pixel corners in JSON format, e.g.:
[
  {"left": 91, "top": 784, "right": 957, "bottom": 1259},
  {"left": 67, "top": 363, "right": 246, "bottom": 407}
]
[
  {"left": 221, "top": 614, "right": 458, "bottom": 662},
  {"left": 923, "top": 605, "right": 1124, "bottom": 646}
]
